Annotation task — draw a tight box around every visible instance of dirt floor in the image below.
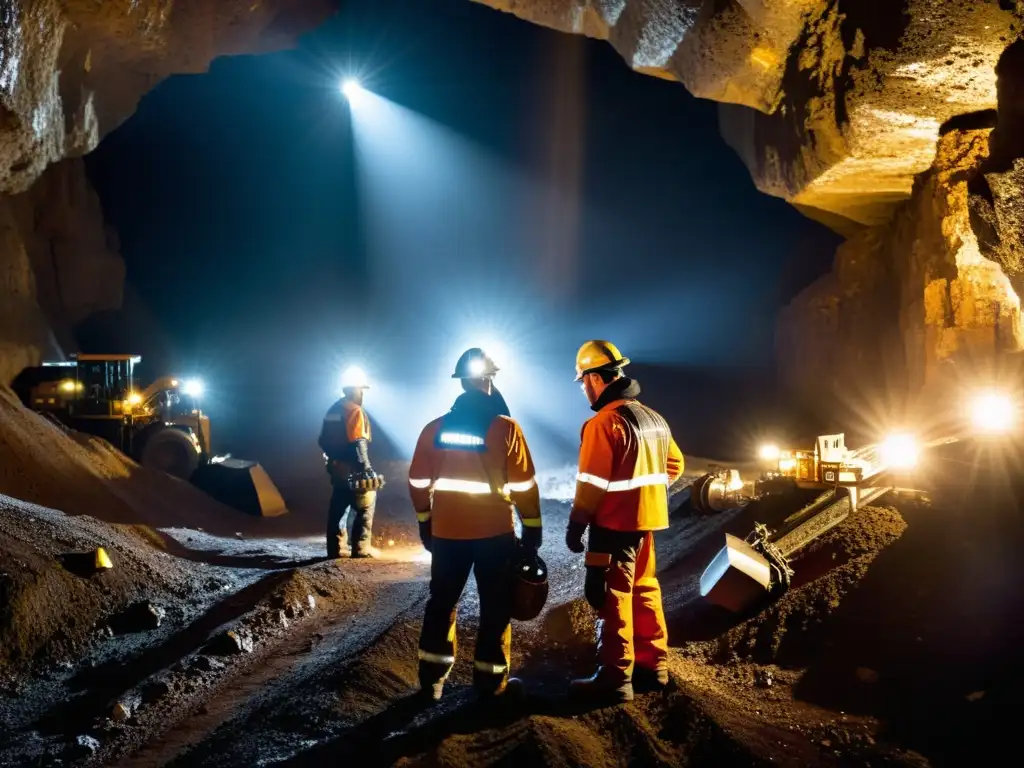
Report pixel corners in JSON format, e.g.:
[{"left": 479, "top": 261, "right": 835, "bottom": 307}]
[{"left": 1, "top": 389, "right": 1020, "bottom": 766}]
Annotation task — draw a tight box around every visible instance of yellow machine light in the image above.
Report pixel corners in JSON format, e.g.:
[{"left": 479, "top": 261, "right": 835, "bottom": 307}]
[
  {"left": 127, "top": 392, "right": 142, "bottom": 405},
  {"left": 59, "top": 380, "right": 76, "bottom": 393},
  {"left": 969, "top": 390, "right": 1015, "bottom": 433},
  {"left": 880, "top": 433, "right": 919, "bottom": 469},
  {"left": 758, "top": 443, "right": 780, "bottom": 461}
]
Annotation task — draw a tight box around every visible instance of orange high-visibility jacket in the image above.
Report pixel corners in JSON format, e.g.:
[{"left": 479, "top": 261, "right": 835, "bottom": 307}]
[
  {"left": 408, "top": 415, "right": 541, "bottom": 540},
  {"left": 570, "top": 397, "right": 684, "bottom": 531},
  {"left": 319, "top": 397, "right": 371, "bottom": 468}
]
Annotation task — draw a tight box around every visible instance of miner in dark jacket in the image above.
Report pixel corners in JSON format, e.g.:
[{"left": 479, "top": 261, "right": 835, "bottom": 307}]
[{"left": 318, "top": 366, "right": 383, "bottom": 558}]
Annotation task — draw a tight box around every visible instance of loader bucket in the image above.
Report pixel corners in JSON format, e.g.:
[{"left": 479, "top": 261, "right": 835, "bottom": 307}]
[
  {"left": 191, "top": 458, "right": 288, "bottom": 517},
  {"left": 699, "top": 533, "right": 773, "bottom": 613}
]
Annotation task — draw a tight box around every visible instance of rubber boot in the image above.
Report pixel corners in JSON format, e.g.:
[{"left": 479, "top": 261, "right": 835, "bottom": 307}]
[
  {"left": 633, "top": 667, "right": 670, "bottom": 693},
  {"left": 569, "top": 669, "right": 634, "bottom": 703}
]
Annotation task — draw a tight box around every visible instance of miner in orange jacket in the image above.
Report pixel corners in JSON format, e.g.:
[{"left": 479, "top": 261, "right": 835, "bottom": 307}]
[
  {"left": 565, "top": 340, "right": 684, "bottom": 702},
  {"left": 408, "top": 347, "right": 542, "bottom": 701},
  {"left": 318, "top": 366, "right": 382, "bottom": 559}
]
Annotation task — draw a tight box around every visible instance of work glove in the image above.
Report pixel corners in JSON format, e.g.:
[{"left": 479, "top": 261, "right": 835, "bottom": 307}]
[
  {"left": 565, "top": 520, "right": 587, "bottom": 554},
  {"left": 521, "top": 525, "right": 542, "bottom": 554},
  {"left": 418, "top": 520, "right": 433, "bottom": 552},
  {"left": 584, "top": 565, "right": 608, "bottom": 611},
  {"left": 348, "top": 469, "right": 385, "bottom": 491}
]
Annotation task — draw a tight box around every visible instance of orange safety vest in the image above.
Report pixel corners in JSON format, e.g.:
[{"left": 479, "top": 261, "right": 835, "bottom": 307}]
[
  {"left": 570, "top": 398, "right": 684, "bottom": 532},
  {"left": 408, "top": 415, "right": 541, "bottom": 540},
  {"left": 319, "top": 397, "right": 371, "bottom": 471}
]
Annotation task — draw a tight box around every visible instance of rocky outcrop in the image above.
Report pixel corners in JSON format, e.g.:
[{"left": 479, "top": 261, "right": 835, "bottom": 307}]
[
  {"left": 0, "top": 0, "right": 338, "bottom": 383},
  {"left": 473, "top": 0, "right": 1022, "bottom": 231},
  {"left": 776, "top": 38, "right": 1024, "bottom": 421},
  {"left": 777, "top": 123, "right": 1024, "bottom": 423},
  {"left": 0, "top": 158, "right": 121, "bottom": 383}
]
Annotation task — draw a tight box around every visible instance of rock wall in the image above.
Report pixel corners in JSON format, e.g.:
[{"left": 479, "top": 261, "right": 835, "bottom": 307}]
[
  {"left": 474, "top": 0, "right": 1024, "bottom": 416},
  {"left": 0, "top": 158, "right": 122, "bottom": 384},
  {"left": 777, "top": 39, "right": 1024, "bottom": 422},
  {"left": 0, "top": 0, "right": 338, "bottom": 384},
  {"left": 473, "top": 1, "right": 1023, "bottom": 231}
]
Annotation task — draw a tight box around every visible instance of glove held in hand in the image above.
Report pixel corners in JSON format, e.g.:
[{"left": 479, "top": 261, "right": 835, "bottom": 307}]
[{"left": 565, "top": 521, "right": 587, "bottom": 553}]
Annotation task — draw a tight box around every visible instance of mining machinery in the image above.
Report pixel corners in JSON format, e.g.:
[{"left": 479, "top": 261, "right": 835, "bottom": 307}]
[{"left": 14, "top": 354, "right": 286, "bottom": 517}]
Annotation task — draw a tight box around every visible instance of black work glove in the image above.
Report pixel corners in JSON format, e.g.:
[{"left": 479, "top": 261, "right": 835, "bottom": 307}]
[
  {"left": 418, "top": 520, "right": 433, "bottom": 552},
  {"left": 584, "top": 565, "right": 608, "bottom": 611},
  {"left": 521, "top": 525, "right": 542, "bottom": 553},
  {"left": 565, "top": 521, "right": 587, "bottom": 554}
]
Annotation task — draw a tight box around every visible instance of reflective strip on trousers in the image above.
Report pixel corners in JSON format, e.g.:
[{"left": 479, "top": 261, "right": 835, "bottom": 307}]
[
  {"left": 409, "top": 478, "right": 431, "bottom": 489},
  {"left": 577, "top": 472, "right": 668, "bottom": 492},
  {"left": 473, "top": 660, "right": 507, "bottom": 675},
  {"left": 418, "top": 649, "right": 455, "bottom": 666}
]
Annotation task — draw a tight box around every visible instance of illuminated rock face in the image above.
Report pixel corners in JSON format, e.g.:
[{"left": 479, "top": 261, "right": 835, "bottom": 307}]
[
  {"left": 777, "top": 124, "right": 1024, "bottom": 423},
  {"left": 0, "top": 0, "right": 338, "bottom": 383},
  {"left": 473, "top": 0, "right": 1021, "bottom": 230},
  {"left": 475, "top": 1, "right": 1024, "bottom": 415}
]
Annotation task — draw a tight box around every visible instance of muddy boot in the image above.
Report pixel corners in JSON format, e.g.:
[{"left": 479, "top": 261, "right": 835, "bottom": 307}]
[
  {"left": 633, "top": 667, "right": 670, "bottom": 693},
  {"left": 569, "top": 669, "right": 634, "bottom": 703},
  {"left": 351, "top": 545, "right": 380, "bottom": 559}
]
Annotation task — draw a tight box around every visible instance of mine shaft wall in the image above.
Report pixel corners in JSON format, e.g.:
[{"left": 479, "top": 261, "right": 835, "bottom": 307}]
[{"left": 0, "top": 0, "right": 339, "bottom": 385}]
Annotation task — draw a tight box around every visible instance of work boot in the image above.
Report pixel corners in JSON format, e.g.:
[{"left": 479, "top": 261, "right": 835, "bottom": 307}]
[
  {"left": 633, "top": 667, "right": 670, "bottom": 692},
  {"left": 569, "top": 669, "right": 634, "bottom": 703},
  {"left": 351, "top": 545, "right": 380, "bottom": 559}
]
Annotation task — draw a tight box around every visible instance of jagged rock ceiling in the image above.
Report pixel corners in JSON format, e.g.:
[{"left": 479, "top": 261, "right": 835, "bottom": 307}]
[
  {"left": 473, "top": 0, "right": 1023, "bottom": 233},
  {"left": 0, "top": 0, "right": 340, "bottom": 195}
]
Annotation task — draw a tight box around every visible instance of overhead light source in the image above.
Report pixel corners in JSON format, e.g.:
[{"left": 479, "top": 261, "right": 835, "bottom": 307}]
[
  {"left": 183, "top": 379, "right": 204, "bottom": 398},
  {"left": 468, "top": 358, "right": 486, "bottom": 377},
  {"left": 341, "top": 78, "right": 364, "bottom": 101},
  {"left": 758, "top": 443, "right": 780, "bottom": 462}
]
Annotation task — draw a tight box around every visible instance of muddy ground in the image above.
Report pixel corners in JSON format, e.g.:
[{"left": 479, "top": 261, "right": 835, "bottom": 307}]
[{"left": 1, "top": 390, "right": 1021, "bottom": 766}]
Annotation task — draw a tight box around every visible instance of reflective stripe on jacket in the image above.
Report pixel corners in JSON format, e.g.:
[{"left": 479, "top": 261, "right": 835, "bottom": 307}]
[
  {"left": 570, "top": 396, "right": 683, "bottom": 532},
  {"left": 408, "top": 414, "right": 541, "bottom": 540}
]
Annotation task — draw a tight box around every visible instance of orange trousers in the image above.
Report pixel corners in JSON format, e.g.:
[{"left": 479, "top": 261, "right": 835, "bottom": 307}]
[{"left": 585, "top": 529, "right": 668, "bottom": 683}]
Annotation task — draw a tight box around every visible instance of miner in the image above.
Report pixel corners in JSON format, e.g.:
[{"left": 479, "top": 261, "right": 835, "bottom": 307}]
[
  {"left": 407, "top": 347, "right": 542, "bottom": 701},
  {"left": 318, "top": 366, "right": 384, "bottom": 559},
  {"left": 565, "top": 340, "right": 684, "bottom": 702}
]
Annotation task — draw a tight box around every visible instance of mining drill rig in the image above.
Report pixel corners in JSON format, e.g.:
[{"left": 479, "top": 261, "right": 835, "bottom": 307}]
[
  {"left": 14, "top": 354, "right": 286, "bottom": 518},
  {"left": 690, "top": 388, "right": 1018, "bottom": 613}
]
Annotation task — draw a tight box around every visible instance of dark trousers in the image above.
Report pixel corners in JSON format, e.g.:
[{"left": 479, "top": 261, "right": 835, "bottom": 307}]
[
  {"left": 326, "top": 486, "right": 375, "bottom": 557},
  {"left": 417, "top": 533, "right": 517, "bottom": 695}
]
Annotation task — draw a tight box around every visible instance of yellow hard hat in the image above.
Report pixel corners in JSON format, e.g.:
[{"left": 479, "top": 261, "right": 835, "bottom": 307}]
[{"left": 574, "top": 340, "right": 630, "bottom": 381}]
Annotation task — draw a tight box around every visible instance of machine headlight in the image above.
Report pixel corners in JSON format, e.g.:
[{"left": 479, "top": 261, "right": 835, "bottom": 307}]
[
  {"left": 59, "top": 380, "right": 76, "bottom": 393},
  {"left": 183, "top": 379, "right": 204, "bottom": 398},
  {"left": 880, "top": 433, "right": 919, "bottom": 469},
  {"left": 969, "top": 390, "right": 1015, "bottom": 433},
  {"left": 758, "top": 444, "right": 780, "bottom": 462}
]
